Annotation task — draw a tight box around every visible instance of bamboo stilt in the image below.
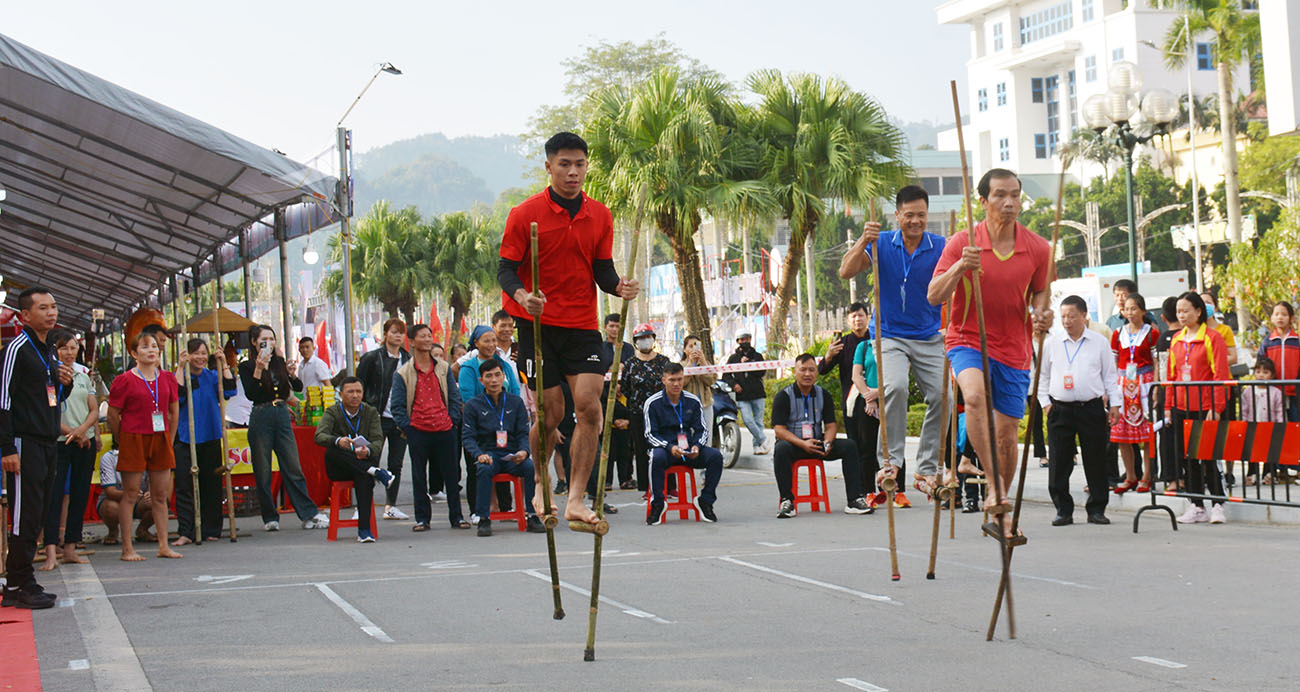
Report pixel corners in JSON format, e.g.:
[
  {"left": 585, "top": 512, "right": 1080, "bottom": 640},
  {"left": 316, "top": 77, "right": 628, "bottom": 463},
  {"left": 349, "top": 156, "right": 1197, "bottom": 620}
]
[
  {"left": 179, "top": 277, "right": 202, "bottom": 547},
  {"left": 529, "top": 222, "right": 565, "bottom": 622},
  {"left": 868, "top": 205, "right": 899, "bottom": 582}
]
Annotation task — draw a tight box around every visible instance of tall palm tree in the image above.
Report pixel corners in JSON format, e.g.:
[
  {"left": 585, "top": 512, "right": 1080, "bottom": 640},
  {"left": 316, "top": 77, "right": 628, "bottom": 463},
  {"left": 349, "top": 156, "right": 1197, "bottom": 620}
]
[
  {"left": 427, "top": 211, "right": 497, "bottom": 338},
  {"left": 746, "top": 69, "right": 910, "bottom": 356},
  {"left": 584, "top": 67, "right": 771, "bottom": 359},
  {"left": 321, "top": 200, "right": 431, "bottom": 324},
  {"left": 1159, "top": 0, "right": 1260, "bottom": 328}
]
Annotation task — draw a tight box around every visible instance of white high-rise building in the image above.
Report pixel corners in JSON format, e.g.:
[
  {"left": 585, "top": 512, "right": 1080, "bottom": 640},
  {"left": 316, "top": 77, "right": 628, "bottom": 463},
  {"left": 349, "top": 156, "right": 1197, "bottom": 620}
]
[{"left": 935, "top": 0, "right": 1251, "bottom": 199}]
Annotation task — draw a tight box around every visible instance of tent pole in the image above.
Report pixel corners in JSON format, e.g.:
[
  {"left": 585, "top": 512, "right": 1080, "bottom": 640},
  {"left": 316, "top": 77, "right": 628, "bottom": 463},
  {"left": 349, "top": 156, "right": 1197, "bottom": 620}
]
[
  {"left": 240, "top": 230, "right": 252, "bottom": 319},
  {"left": 276, "top": 209, "right": 293, "bottom": 348},
  {"left": 337, "top": 126, "right": 357, "bottom": 375}
]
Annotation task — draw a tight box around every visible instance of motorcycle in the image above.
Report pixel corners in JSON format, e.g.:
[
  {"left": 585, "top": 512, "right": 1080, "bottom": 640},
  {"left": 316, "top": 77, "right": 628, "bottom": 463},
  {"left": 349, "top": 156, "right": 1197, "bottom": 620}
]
[{"left": 711, "top": 379, "right": 741, "bottom": 468}]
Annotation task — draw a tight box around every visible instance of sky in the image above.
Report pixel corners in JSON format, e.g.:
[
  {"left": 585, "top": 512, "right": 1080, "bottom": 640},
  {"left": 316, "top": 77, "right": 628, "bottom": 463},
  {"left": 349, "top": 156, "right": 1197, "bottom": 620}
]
[{"left": 5, "top": 1, "right": 970, "bottom": 167}]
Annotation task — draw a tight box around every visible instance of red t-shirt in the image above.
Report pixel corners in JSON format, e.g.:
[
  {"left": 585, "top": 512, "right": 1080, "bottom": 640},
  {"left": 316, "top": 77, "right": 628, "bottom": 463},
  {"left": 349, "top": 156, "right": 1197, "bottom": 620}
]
[
  {"left": 1110, "top": 323, "right": 1158, "bottom": 370},
  {"left": 410, "top": 361, "right": 453, "bottom": 433},
  {"left": 108, "top": 369, "right": 179, "bottom": 435},
  {"left": 499, "top": 189, "right": 614, "bottom": 329},
  {"left": 933, "top": 221, "right": 1051, "bottom": 370}
]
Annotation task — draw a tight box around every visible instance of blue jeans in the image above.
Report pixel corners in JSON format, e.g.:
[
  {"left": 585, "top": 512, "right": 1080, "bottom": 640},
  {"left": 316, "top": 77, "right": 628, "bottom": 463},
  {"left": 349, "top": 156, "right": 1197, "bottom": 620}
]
[
  {"left": 475, "top": 455, "right": 535, "bottom": 519},
  {"left": 247, "top": 404, "right": 319, "bottom": 523},
  {"left": 407, "top": 428, "right": 462, "bottom": 526},
  {"left": 735, "top": 398, "right": 767, "bottom": 447},
  {"left": 650, "top": 446, "right": 723, "bottom": 506}
]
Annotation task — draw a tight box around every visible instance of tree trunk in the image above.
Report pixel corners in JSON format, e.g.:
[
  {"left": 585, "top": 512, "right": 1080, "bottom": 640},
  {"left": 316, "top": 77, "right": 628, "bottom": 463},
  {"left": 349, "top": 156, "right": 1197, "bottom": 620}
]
[
  {"left": 1217, "top": 59, "right": 1248, "bottom": 332},
  {"left": 664, "top": 215, "right": 714, "bottom": 362},
  {"left": 767, "top": 219, "right": 814, "bottom": 358},
  {"left": 449, "top": 290, "right": 469, "bottom": 347}
]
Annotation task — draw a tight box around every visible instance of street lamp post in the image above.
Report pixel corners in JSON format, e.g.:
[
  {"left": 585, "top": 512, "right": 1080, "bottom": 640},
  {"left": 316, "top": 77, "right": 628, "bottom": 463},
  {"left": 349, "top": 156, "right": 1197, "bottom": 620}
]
[{"left": 1083, "top": 61, "right": 1180, "bottom": 284}]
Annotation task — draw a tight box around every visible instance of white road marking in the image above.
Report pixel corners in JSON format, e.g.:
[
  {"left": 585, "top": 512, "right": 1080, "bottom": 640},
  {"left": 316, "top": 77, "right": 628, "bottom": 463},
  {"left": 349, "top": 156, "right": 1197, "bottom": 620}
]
[
  {"left": 610, "top": 502, "right": 644, "bottom": 508},
  {"left": 837, "top": 678, "right": 887, "bottom": 691},
  {"left": 193, "top": 574, "right": 253, "bottom": 585},
  {"left": 57, "top": 598, "right": 74, "bottom": 608},
  {"left": 420, "top": 560, "right": 476, "bottom": 570},
  {"left": 67, "top": 659, "right": 89, "bottom": 671},
  {"left": 725, "top": 469, "right": 768, "bottom": 477},
  {"left": 314, "top": 583, "right": 394, "bottom": 643},
  {"left": 719, "top": 557, "right": 899, "bottom": 605},
  {"left": 1132, "top": 656, "right": 1186, "bottom": 669},
  {"left": 522, "top": 569, "right": 672, "bottom": 624},
  {"left": 879, "top": 548, "right": 1097, "bottom": 589},
  {"left": 757, "top": 541, "right": 793, "bottom": 547},
  {"left": 58, "top": 562, "right": 151, "bottom": 690}
]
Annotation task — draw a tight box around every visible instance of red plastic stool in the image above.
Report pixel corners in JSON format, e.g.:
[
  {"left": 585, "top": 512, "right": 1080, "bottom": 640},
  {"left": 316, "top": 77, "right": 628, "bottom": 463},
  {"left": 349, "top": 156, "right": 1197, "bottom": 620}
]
[
  {"left": 646, "top": 464, "right": 699, "bottom": 523},
  {"left": 488, "top": 473, "right": 527, "bottom": 532},
  {"left": 791, "top": 458, "right": 830, "bottom": 513},
  {"left": 327, "top": 481, "right": 376, "bottom": 541}
]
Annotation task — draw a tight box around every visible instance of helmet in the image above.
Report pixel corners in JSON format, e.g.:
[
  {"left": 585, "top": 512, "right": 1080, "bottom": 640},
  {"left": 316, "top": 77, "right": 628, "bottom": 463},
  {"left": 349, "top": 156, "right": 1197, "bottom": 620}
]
[{"left": 632, "top": 323, "right": 655, "bottom": 340}]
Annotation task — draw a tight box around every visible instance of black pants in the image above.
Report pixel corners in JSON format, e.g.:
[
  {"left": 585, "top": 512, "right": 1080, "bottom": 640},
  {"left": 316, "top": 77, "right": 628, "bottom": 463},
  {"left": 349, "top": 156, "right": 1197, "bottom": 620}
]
[
  {"left": 587, "top": 432, "right": 617, "bottom": 497},
  {"left": 845, "top": 402, "right": 880, "bottom": 494},
  {"left": 631, "top": 416, "right": 652, "bottom": 491},
  {"left": 43, "top": 440, "right": 95, "bottom": 546},
  {"left": 608, "top": 426, "right": 633, "bottom": 487},
  {"left": 463, "top": 448, "right": 513, "bottom": 514},
  {"left": 773, "top": 438, "right": 863, "bottom": 503},
  {"left": 408, "top": 428, "right": 462, "bottom": 526},
  {"left": 324, "top": 447, "right": 376, "bottom": 534},
  {"left": 173, "top": 440, "right": 224, "bottom": 541},
  {"left": 5, "top": 437, "right": 56, "bottom": 590},
  {"left": 380, "top": 417, "right": 407, "bottom": 506},
  {"left": 1047, "top": 398, "right": 1110, "bottom": 517},
  {"left": 1174, "top": 409, "right": 1224, "bottom": 508},
  {"left": 1026, "top": 396, "right": 1047, "bottom": 458}
]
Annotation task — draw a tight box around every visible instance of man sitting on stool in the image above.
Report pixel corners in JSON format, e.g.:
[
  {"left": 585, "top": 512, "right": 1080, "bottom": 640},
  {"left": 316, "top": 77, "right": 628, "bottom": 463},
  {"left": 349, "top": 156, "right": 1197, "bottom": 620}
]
[
  {"left": 1039, "top": 295, "right": 1122, "bottom": 526},
  {"left": 463, "top": 359, "right": 545, "bottom": 536},
  {"left": 772, "top": 354, "right": 871, "bottom": 517},
  {"left": 645, "top": 362, "right": 722, "bottom": 524},
  {"left": 314, "top": 377, "right": 394, "bottom": 542}
]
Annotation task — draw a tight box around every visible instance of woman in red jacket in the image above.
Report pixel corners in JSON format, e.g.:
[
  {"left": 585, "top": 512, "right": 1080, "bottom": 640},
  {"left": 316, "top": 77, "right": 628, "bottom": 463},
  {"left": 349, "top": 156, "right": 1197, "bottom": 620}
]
[
  {"left": 1166, "top": 292, "right": 1230, "bottom": 525},
  {"left": 1256, "top": 301, "right": 1299, "bottom": 423}
]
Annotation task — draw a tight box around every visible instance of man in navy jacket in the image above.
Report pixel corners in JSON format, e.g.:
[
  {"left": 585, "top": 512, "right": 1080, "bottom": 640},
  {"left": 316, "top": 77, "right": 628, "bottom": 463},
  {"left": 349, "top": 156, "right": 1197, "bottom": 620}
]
[
  {"left": 644, "top": 362, "right": 722, "bottom": 524},
  {"left": 462, "top": 359, "right": 545, "bottom": 536}
]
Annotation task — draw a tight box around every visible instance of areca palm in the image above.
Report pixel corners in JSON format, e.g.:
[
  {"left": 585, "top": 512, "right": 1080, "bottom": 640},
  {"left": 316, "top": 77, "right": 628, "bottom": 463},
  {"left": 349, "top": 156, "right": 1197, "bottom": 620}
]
[
  {"left": 322, "top": 200, "right": 431, "bottom": 324},
  {"left": 427, "top": 211, "right": 497, "bottom": 338},
  {"left": 746, "top": 69, "right": 910, "bottom": 356},
  {"left": 584, "top": 67, "right": 771, "bottom": 359}
]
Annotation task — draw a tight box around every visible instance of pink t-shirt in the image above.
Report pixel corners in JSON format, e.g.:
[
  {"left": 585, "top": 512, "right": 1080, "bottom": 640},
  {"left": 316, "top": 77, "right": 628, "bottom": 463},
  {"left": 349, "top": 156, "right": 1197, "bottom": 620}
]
[
  {"left": 933, "top": 221, "right": 1051, "bottom": 370},
  {"left": 108, "top": 369, "right": 178, "bottom": 435}
]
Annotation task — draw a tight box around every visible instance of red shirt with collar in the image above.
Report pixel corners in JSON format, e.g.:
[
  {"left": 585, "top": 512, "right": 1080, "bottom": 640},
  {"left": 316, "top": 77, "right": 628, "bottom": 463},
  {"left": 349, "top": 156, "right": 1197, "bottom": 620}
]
[
  {"left": 410, "top": 360, "right": 453, "bottom": 433},
  {"left": 499, "top": 188, "right": 614, "bottom": 329}
]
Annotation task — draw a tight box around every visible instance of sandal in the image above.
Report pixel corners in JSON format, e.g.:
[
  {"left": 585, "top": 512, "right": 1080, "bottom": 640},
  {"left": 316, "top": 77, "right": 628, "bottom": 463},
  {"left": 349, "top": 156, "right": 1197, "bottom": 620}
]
[
  {"left": 1114, "top": 479, "right": 1138, "bottom": 494},
  {"left": 619, "top": 480, "right": 636, "bottom": 490},
  {"left": 1136, "top": 481, "right": 1151, "bottom": 493},
  {"left": 102, "top": 536, "right": 120, "bottom": 545},
  {"left": 454, "top": 520, "right": 471, "bottom": 529},
  {"left": 411, "top": 523, "right": 430, "bottom": 532}
]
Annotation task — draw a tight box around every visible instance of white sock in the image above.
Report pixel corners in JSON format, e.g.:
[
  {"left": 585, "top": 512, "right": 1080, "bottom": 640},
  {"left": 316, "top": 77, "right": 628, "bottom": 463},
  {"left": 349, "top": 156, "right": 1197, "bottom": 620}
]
[{"left": 367, "top": 467, "right": 379, "bottom": 476}]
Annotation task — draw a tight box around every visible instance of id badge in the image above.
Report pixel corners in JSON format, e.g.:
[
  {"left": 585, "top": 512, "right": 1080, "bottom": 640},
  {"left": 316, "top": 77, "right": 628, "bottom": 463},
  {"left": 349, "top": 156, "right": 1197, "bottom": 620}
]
[
  {"left": 151, "top": 411, "right": 166, "bottom": 432},
  {"left": 1181, "top": 363, "right": 1192, "bottom": 382},
  {"left": 801, "top": 423, "right": 813, "bottom": 439},
  {"left": 47, "top": 385, "right": 57, "bottom": 407},
  {"left": 677, "top": 433, "right": 689, "bottom": 450},
  {"left": 1063, "top": 375, "right": 1074, "bottom": 391},
  {"left": 1125, "top": 363, "right": 1137, "bottom": 381},
  {"left": 496, "top": 430, "right": 508, "bottom": 448}
]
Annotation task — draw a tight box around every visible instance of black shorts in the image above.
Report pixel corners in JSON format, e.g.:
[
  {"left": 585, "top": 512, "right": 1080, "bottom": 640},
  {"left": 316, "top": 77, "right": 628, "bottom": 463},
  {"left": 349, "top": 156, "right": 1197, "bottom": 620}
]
[{"left": 514, "top": 318, "right": 605, "bottom": 390}]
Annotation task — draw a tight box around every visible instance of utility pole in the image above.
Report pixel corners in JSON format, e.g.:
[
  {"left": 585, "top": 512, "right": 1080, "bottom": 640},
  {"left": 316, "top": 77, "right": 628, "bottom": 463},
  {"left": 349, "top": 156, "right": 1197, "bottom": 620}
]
[{"left": 337, "top": 126, "right": 357, "bottom": 374}]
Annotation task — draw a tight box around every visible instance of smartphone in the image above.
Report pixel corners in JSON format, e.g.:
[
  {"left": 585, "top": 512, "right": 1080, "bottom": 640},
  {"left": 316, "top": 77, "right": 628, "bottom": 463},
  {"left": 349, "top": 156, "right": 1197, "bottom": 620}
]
[
  {"left": 260, "top": 342, "right": 272, "bottom": 357},
  {"left": 835, "top": 330, "right": 843, "bottom": 341}
]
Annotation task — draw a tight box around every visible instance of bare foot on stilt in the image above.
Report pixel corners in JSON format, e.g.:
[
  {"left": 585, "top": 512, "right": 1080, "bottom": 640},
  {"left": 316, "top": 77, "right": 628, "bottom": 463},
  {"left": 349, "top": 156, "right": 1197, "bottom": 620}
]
[
  {"left": 958, "top": 458, "right": 984, "bottom": 476},
  {"left": 532, "top": 489, "right": 557, "bottom": 518},
  {"left": 564, "top": 497, "right": 599, "bottom": 525}
]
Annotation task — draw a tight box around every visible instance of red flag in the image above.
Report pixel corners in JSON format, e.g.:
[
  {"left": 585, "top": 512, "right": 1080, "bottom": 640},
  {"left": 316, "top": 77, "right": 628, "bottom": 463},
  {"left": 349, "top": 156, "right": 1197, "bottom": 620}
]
[
  {"left": 315, "top": 320, "right": 331, "bottom": 368},
  {"left": 429, "top": 305, "right": 445, "bottom": 344},
  {"left": 459, "top": 317, "right": 468, "bottom": 336}
]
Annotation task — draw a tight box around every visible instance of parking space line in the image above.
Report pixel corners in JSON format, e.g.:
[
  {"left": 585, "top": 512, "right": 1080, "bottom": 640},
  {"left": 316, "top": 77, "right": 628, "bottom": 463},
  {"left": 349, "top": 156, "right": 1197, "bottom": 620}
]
[
  {"left": 718, "top": 557, "right": 900, "bottom": 605},
  {"left": 522, "top": 570, "right": 673, "bottom": 624},
  {"left": 314, "top": 583, "right": 394, "bottom": 643},
  {"left": 59, "top": 562, "right": 151, "bottom": 690},
  {"left": 1132, "top": 656, "right": 1186, "bottom": 669},
  {"left": 837, "top": 678, "right": 888, "bottom": 691}
]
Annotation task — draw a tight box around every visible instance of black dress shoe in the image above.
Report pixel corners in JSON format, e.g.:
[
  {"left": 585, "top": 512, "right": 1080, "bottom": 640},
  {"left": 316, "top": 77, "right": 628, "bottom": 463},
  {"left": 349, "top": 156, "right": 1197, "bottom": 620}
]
[
  {"left": 1051, "top": 514, "right": 1073, "bottom": 526},
  {"left": 1087, "top": 513, "right": 1110, "bottom": 525}
]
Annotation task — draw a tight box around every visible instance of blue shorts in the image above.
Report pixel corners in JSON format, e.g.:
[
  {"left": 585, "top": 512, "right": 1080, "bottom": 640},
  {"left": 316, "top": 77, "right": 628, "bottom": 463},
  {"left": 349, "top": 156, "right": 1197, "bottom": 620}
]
[{"left": 947, "top": 347, "right": 1030, "bottom": 419}]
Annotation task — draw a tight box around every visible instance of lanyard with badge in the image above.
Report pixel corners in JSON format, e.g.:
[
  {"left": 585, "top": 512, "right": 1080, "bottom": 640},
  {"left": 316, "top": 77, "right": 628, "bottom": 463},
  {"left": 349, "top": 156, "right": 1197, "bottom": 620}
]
[
  {"left": 898, "top": 237, "right": 918, "bottom": 309},
  {"left": 672, "top": 399, "right": 690, "bottom": 450},
  {"left": 1181, "top": 330, "right": 1196, "bottom": 381},
  {"left": 339, "top": 403, "right": 361, "bottom": 438},
  {"left": 1122, "top": 324, "right": 1148, "bottom": 381},
  {"left": 1062, "top": 337, "right": 1084, "bottom": 391},
  {"left": 801, "top": 393, "right": 815, "bottom": 439},
  {"left": 135, "top": 368, "right": 166, "bottom": 432},
  {"left": 484, "top": 394, "right": 508, "bottom": 448},
  {"left": 31, "top": 341, "right": 61, "bottom": 407}
]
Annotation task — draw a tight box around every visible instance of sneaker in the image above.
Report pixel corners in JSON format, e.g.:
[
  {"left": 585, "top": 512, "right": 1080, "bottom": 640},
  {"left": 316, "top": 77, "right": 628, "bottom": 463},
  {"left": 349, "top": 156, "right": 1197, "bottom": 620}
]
[
  {"left": 962, "top": 497, "right": 980, "bottom": 514},
  {"left": 2, "top": 584, "right": 55, "bottom": 610},
  {"left": 1209, "top": 505, "right": 1227, "bottom": 524},
  {"left": 431, "top": 491, "right": 446, "bottom": 502},
  {"left": 777, "top": 499, "right": 796, "bottom": 518},
  {"left": 263, "top": 521, "right": 280, "bottom": 532},
  {"left": 526, "top": 515, "right": 546, "bottom": 533},
  {"left": 1177, "top": 506, "right": 1209, "bottom": 524},
  {"left": 893, "top": 493, "right": 912, "bottom": 509},
  {"left": 469, "top": 514, "right": 480, "bottom": 526},
  {"left": 350, "top": 510, "right": 359, "bottom": 521},
  {"left": 357, "top": 530, "right": 375, "bottom": 543},
  {"left": 302, "top": 513, "right": 330, "bottom": 530},
  {"left": 374, "top": 468, "right": 395, "bottom": 488},
  {"left": 698, "top": 502, "right": 717, "bottom": 523},
  {"left": 477, "top": 520, "right": 493, "bottom": 537},
  {"left": 844, "top": 497, "right": 874, "bottom": 515},
  {"left": 383, "top": 506, "right": 409, "bottom": 520},
  {"left": 754, "top": 441, "right": 771, "bottom": 455},
  {"left": 647, "top": 502, "right": 666, "bottom": 525},
  {"left": 554, "top": 480, "right": 568, "bottom": 495},
  {"left": 868, "top": 491, "right": 888, "bottom": 508}
]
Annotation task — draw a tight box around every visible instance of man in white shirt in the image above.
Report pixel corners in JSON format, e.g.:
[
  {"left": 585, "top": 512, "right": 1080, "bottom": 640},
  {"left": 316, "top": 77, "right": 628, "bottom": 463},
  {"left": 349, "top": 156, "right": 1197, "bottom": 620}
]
[
  {"left": 1039, "top": 295, "right": 1123, "bottom": 526},
  {"left": 297, "top": 337, "right": 334, "bottom": 389}
]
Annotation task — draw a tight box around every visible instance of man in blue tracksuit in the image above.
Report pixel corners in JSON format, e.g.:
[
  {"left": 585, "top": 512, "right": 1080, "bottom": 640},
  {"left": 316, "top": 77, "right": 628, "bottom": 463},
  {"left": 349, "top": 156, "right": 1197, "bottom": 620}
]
[
  {"left": 644, "top": 362, "right": 723, "bottom": 525},
  {"left": 462, "top": 359, "right": 545, "bottom": 536}
]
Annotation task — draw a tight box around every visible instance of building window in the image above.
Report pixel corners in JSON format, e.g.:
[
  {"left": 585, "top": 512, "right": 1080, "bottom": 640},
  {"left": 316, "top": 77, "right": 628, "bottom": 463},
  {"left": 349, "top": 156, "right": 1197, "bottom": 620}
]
[
  {"left": 1045, "top": 76, "right": 1060, "bottom": 155},
  {"left": 1068, "top": 70, "right": 1078, "bottom": 129},
  {"left": 993, "top": 22, "right": 1004, "bottom": 51},
  {"left": 1242, "top": 1, "right": 1257, "bottom": 9},
  {"left": 1085, "top": 55, "right": 1097, "bottom": 82},
  {"left": 978, "top": 88, "right": 988, "bottom": 112},
  {"left": 1196, "top": 42, "right": 1215, "bottom": 70},
  {"left": 1019, "top": 1, "right": 1074, "bottom": 46},
  {"left": 999, "top": 138, "right": 1010, "bottom": 162},
  {"left": 1082, "top": 0, "right": 1094, "bottom": 22},
  {"left": 920, "top": 177, "right": 941, "bottom": 196},
  {"left": 996, "top": 82, "right": 1007, "bottom": 106},
  {"left": 942, "top": 176, "right": 964, "bottom": 195},
  {"left": 1031, "top": 77, "right": 1044, "bottom": 103},
  {"left": 1113, "top": 47, "right": 1124, "bottom": 61},
  {"left": 1035, "top": 134, "right": 1048, "bottom": 159}
]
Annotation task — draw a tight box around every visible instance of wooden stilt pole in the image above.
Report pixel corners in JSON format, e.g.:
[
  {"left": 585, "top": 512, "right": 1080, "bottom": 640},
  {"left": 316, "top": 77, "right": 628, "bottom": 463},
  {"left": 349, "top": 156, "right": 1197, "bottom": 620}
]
[
  {"left": 927, "top": 211, "right": 960, "bottom": 579},
  {"left": 213, "top": 280, "right": 237, "bottom": 542},
  {"left": 529, "top": 222, "right": 565, "bottom": 622},
  {"left": 179, "top": 276, "right": 202, "bottom": 547},
  {"left": 868, "top": 204, "right": 900, "bottom": 582}
]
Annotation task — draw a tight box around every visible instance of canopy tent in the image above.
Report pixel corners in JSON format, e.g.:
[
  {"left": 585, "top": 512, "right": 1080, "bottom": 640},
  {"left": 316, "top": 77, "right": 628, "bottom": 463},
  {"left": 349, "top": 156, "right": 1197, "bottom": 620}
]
[
  {"left": 174, "top": 306, "right": 257, "bottom": 335},
  {"left": 0, "top": 32, "right": 338, "bottom": 330}
]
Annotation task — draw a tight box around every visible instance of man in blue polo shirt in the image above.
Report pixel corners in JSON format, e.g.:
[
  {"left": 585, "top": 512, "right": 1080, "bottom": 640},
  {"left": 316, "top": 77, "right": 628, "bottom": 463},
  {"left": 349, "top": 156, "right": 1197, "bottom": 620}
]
[{"left": 838, "top": 184, "right": 948, "bottom": 495}]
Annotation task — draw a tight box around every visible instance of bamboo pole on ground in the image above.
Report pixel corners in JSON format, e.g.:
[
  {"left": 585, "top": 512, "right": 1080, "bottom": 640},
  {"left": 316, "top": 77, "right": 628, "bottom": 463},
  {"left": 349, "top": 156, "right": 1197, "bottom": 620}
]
[
  {"left": 213, "top": 280, "right": 237, "bottom": 542},
  {"left": 927, "top": 212, "right": 960, "bottom": 579},
  {"left": 179, "top": 277, "right": 202, "bottom": 546},
  {"left": 529, "top": 222, "right": 565, "bottom": 621}
]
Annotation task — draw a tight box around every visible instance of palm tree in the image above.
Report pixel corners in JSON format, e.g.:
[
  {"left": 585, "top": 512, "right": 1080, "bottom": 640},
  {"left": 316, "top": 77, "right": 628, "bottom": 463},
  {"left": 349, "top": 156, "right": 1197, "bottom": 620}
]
[
  {"left": 746, "top": 69, "right": 910, "bottom": 356},
  {"left": 426, "top": 211, "right": 497, "bottom": 339},
  {"left": 584, "top": 67, "right": 771, "bottom": 360},
  {"left": 1159, "top": 0, "right": 1260, "bottom": 328},
  {"left": 321, "top": 200, "right": 431, "bottom": 324},
  {"left": 1060, "top": 128, "right": 1124, "bottom": 180}
]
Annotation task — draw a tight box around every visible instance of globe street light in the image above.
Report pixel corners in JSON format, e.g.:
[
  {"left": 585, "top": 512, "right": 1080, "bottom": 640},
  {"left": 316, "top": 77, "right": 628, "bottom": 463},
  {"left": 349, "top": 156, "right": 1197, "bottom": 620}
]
[{"left": 1084, "top": 61, "right": 1179, "bottom": 284}]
